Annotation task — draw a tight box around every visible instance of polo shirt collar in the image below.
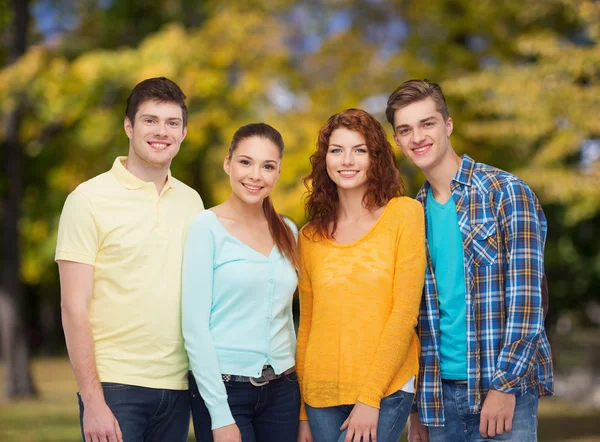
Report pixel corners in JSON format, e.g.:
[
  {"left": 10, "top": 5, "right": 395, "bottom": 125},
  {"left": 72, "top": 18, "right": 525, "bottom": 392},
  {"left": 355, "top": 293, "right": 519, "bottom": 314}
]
[{"left": 111, "top": 156, "right": 176, "bottom": 191}]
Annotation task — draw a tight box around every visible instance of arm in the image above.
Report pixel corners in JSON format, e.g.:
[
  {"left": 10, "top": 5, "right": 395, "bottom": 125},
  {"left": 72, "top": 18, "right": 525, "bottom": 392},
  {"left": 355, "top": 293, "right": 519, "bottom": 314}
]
[
  {"left": 295, "top": 232, "right": 314, "bottom": 421},
  {"left": 182, "top": 215, "right": 236, "bottom": 431},
  {"left": 491, "top": 181, "right": 546, "bottom": 392},
  {"left": 481, "top": 181, "right": 546, "bottom": 438},
  {"left": 357, "top": 201, "right": 426, "bottom": 407},
  {"left": 56, "top": 192, "right": 122, "bottom": 442}
]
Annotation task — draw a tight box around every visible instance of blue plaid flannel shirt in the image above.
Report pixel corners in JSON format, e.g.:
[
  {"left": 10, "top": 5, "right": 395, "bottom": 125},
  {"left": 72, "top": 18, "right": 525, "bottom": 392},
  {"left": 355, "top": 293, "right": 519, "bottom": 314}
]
[{"left": 414, "top": 155, "right": 554, "bottom": 427}]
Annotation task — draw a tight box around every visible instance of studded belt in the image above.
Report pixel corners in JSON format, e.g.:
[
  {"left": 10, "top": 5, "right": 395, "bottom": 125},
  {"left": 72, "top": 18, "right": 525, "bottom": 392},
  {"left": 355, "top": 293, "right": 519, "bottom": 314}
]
[{"left": 222, "top": 365, "right": 295, "bottom": 387}]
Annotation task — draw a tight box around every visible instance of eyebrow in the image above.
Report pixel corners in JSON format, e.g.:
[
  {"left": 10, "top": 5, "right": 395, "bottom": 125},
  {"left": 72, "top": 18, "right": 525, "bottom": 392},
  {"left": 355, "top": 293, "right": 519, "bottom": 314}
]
[
  {"left": 395, "top": 116, "right": 436, "bottom": 130},
  {"left": 236, "top": 154, "right": 278, "bottom": 164},
  {"left": 139, "top": 114, "right": 183, "bottom": 121},
  {"left": 329, "top": 143, "right": 367, "bottom": 148}
]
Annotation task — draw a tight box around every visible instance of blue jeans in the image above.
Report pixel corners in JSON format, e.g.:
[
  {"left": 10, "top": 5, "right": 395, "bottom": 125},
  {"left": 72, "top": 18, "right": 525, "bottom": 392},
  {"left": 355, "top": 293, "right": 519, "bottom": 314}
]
[
  {"left": 189, "top": 371, "right": 300, "bottom": 442},
  {"left": 305, "top": 389, "right": 414, "bottom": 442},
  {"left": 77, "top": 382, "right": 190, "bottom": 442},
  {"left": 428, "top": 381, "right": 539, "bottom": 442}
]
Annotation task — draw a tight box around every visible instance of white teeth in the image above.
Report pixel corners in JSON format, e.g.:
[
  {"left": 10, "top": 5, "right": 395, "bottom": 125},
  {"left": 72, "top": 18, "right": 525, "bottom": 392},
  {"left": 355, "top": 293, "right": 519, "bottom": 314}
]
[
  {"left": 150, "top": 142, "right": 168, "bottom": 149},
  {"left": 339, "top": 171, "right": 358, "bottom": 176},
  {"left": 413, "top": 145, "right": 429, "bottom": 153},
  {"left": 243, "top": 184, "right": 261, "bottom": 191}
]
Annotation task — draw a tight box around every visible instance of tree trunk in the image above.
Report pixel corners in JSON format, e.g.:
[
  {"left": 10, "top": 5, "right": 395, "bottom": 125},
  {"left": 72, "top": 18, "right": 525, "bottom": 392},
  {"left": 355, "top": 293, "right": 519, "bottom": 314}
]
[{"left": 0, "top": 0, "right": 36, "bottom": 400}]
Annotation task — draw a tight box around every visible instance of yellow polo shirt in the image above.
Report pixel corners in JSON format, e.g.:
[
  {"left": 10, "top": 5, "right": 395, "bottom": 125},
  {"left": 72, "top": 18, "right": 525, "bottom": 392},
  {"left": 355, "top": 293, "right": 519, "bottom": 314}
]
[{"left": 56, "top": 157, "right": 203, "bottom": 390}]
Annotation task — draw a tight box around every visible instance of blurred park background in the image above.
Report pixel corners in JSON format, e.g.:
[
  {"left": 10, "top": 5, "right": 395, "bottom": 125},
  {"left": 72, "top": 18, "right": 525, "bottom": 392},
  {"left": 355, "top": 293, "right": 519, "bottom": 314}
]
[{"left": 0, "top": 0, "right": 599, "bottom": 440}]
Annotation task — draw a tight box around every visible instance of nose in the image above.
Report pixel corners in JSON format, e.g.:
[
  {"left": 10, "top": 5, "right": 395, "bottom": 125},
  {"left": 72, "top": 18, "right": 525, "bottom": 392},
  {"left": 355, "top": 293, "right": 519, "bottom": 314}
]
[
  {"left": 248, "top": 165, "right": 262, "bottom": 181},
  {"left": 153, "top": 122, "right": 168, "bottom": 137},
  {"left": 341, "top": 150, "right": 355, "bottom": 166},
  {"left": 413, "top": 127, "right": 425, "bottom": 145}
]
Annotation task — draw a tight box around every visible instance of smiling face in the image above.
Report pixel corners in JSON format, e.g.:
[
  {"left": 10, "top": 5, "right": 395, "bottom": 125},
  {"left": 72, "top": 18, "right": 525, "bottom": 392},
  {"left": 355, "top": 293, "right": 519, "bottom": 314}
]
[
  {"left": 393, "top": 97, "right": 453, "bottom": 172},
  {"left": 325, "top": 128, "right": 371, "bottom": 193},
  {"left": 124, "top": 99, "right": 186, "bottom": 169},
  {"left": 225, "top": 136, "right": 281, "bottom": 205}
]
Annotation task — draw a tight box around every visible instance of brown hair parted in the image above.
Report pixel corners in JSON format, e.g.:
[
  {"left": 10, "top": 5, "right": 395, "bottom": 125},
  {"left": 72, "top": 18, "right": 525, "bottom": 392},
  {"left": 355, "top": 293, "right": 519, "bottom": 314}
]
[
  {"left": 303, "top": 108, "right": 405, "bottom": 240},
  {"left": 228, "top": 123, "right": 298, "bottom": 268},
  {"left": 385, "top": 79, "right": 449, "bottom": 130},
  {"left": 126, "top": 77, "right": 187, "bottom": 127}
]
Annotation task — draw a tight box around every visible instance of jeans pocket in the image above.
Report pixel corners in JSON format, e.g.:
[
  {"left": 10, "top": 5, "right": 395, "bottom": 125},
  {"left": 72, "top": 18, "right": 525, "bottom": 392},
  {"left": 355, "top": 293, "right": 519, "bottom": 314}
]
[{"left": 283, "top": 371, "right": 298, "bottom": 383}]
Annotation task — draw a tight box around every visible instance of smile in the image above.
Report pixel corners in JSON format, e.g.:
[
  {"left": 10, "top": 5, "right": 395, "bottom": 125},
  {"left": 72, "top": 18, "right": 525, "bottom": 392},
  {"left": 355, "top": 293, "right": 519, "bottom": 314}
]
[
  {"left": 338, "top": 170, "right": 359, "bottom": 178},
  {"left": 412, "top": 143, "right": 432, "bottom": 155},
  {"left": 242, "top": 183, "right": 264, "bottom": 193},
  {"left": 148, "top": 141, "right": 170, "bottom": 150}
]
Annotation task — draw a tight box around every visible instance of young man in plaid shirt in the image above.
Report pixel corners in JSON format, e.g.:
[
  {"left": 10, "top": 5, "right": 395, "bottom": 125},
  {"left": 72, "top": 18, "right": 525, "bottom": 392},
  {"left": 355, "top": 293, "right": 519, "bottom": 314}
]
[{"left": 386, "top": 79, "right": 553, "bottom": 441}]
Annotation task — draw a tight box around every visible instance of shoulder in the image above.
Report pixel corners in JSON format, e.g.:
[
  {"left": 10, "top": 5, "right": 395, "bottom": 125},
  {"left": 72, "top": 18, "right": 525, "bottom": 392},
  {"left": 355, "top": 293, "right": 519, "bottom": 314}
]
[
  {"left": 172, "top": 178, "right": 204, "bottom": 206},
  {"left": 386, "top": 196, "right": 424, "bottom": 219},
  {"left": 188, "top": 210, "right": 218, "bottom": 234},
  {"left": 471, "top": 162, "right": 539, "bottom": 204},
  {"left": 71, "top": 171, "right": 114, "bottom": 200},
  {"left": 470, "top": 162, "right": 530, "bottom": 195},
  {"left": 282, "top": 215, "right": 299, "bottom": 240}
]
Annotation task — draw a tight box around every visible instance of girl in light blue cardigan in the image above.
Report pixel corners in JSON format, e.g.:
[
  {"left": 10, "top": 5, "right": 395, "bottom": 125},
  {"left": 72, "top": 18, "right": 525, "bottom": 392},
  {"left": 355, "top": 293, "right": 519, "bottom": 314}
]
[{"left": 182, "top": 123, "right": 299, "bottom": 442}]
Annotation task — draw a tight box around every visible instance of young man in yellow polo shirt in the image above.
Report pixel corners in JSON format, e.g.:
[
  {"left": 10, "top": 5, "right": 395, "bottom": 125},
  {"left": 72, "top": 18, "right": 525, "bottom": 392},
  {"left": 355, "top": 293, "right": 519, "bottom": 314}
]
[{"left": 56, "top": 77, "right": 203, "bottom": 442}]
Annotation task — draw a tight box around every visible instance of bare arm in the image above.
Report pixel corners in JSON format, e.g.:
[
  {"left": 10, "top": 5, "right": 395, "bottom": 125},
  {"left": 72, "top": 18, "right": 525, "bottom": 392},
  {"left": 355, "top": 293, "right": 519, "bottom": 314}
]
[{"left": 59, "top": 260, "right": 122, "bottom": 442}]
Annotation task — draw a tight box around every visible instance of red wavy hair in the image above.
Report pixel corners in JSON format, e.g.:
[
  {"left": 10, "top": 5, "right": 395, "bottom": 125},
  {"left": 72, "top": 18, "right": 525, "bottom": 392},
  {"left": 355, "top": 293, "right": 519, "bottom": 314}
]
[{"left": 303, "top": 108, "right": 405, "bottom": 239}]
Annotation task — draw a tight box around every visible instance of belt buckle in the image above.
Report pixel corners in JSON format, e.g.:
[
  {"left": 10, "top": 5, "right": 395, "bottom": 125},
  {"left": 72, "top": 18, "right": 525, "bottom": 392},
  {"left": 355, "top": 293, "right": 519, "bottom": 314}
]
[{"left": 249, "top": 377, "right": 268, "bottom": 387}]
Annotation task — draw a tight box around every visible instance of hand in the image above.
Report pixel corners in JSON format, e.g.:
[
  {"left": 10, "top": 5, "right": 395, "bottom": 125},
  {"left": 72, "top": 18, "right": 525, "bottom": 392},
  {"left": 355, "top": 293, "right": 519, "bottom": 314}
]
[
  {"left": 82, "top": 399, "right": 123, "bottom": 442},
  {"left": 407, "top": 412, "right": 428, "bottom": 442},
  {"left": 297, "top": 420, "right": 314, "bottom": 442},
  {"left": 340, "top": 401, "right": 379, "bottom": 442},
  {"left": 479, "top": 389, "right": 516, "bottom": 438},
  {"left": 213, "top": 423, "right": 242, "bottom": 442}
]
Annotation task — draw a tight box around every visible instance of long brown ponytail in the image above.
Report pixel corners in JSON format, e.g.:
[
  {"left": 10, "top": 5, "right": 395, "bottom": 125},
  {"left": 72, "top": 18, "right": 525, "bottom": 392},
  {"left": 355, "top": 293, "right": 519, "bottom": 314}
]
[{"left": 229, "top": 123, "right": 298, "bottom": 268}]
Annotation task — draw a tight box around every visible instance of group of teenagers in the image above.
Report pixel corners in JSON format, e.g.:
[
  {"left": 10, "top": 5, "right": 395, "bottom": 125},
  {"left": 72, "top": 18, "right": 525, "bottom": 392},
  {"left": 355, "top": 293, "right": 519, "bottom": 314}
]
[{"left": 56, "top": 76, "right": 554, "bottom": 442}]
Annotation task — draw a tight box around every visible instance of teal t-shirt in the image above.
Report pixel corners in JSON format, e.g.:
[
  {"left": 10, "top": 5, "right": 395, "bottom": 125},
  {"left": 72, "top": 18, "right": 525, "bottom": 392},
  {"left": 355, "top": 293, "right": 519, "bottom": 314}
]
[{"left": 426, "top": 186, "right": 468, "bottom": 380}]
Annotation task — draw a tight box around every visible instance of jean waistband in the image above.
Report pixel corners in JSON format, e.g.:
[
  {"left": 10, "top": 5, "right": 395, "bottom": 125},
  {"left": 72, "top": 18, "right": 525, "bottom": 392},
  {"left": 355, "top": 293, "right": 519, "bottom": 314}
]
[{"left": 222, "top": 365, "right": 295, "bottom": 386}]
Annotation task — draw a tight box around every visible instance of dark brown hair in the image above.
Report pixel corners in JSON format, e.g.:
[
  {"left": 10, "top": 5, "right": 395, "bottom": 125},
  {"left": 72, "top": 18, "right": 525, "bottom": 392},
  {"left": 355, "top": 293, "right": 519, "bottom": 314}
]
[
  {"left": 126, "top": 77, "right": 187, "bottom": 127},
  {"left": 229, "top": 123, "right": 298, "bottom": 267},
  {"left": 304, "top": 108, "right": 405, "bottom": 240},
  {"left": 385, "top": 79, "right": 449, "bottom": 130}
]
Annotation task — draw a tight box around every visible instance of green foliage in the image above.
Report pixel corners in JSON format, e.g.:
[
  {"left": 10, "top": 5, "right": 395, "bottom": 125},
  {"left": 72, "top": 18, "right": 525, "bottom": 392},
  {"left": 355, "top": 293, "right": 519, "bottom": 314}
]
[{"left": 0, "top": 0, "right": 598, "bottom": 317}]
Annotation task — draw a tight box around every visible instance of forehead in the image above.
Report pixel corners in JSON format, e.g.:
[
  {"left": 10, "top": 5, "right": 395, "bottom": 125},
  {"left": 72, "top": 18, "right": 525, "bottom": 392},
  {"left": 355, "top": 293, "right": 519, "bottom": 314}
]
[
  {"left": 234, "top": 136, "right": 281, "bottom": 160},
  {"left": 329, "top": 127, "right": 366, "bottom": 145},
  {"left": 135, "top": 99, "right": 183, "bottom": 119},
  {"left": 394, "top": 98, "right": 441, "bottom": 126}
]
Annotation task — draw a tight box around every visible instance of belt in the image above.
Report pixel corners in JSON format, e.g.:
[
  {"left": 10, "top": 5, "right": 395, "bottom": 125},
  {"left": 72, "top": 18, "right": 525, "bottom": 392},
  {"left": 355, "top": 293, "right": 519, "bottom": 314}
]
[
  {"left": 442, "top": 379, "right": 468, "bottom": 384},
  {"left": 222, "top": 365, "right": 295, "bottom": 387}
]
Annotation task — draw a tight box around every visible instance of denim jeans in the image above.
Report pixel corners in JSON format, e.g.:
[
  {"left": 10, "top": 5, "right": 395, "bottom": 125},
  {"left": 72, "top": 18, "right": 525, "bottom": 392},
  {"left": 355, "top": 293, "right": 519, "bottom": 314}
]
[
  {"left": 189, "top": 370, "right": 300, "bottom": 442},
  {"left": 305, "top": 389, "right": 414, "bottom": 442},
  {"left": 428, "top": 381, "right": 539, "bottom": 442},
  {"left": 77, "top": 382, "right": 190, "bottom": 442}
]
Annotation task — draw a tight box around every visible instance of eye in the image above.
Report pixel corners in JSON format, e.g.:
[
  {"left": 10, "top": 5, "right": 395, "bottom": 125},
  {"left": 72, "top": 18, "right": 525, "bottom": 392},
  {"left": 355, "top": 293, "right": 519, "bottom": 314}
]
[
  {"left": 329, "top": 148, "right": 342, "bottom": 154},
  {"left": 355, "top": 148, "right": 368, "bottom": 154},
  {"left": 144, "top": 118, "right": 155, "bottom": 124},
  {"left": 424, "top": 122, "right": 434, "bottom": 127},
  {"left": 398, "top": 128, "right": 409, "bottom": 135},
  {"left": 168, "top": 121, "right": 179, "bottom": 127},
  {"left": 240, "top": 159, "right": 250, "bottom": 165},
  {"left": 264, "top": 164, "right": 275, "bottom": 170}
]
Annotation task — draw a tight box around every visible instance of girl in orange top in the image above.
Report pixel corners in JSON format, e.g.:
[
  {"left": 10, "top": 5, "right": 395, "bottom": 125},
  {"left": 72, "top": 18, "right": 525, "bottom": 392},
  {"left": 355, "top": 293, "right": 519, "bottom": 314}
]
[{"left": 296, "top": 109, "right": 426, "bottom": 442}]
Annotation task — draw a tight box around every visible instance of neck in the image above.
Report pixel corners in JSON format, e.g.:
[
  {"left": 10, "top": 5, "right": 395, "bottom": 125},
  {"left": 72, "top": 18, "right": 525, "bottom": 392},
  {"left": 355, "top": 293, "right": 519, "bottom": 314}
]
[
  {"left": 336, "top": 186, "right": 370, "bottom": 221},
  {"left": 126, "top": 149, "right": 171, "bottom": 194},
  {"left": 422, "top": 147, "right": 461, "bottom": 202},
  {"left": 225, "top": 193, "right": 266, "bottom": 223}
]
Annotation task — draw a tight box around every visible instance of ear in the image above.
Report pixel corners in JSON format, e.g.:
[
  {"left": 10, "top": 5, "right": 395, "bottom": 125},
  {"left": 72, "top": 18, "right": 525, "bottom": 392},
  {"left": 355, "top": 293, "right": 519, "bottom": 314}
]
[
  {"left": 223, "top": 156, "right": 231, "bottom": 176},
  {"left": 181, "top": 125, "right": 187, "bottom": 141},
  {"left": 446, "top": 117, "right": 453, "bottom": 137},
  {"left": 124, "top": 117, "right": 134, "bottom": 139},
  {"left": 393, "top": 131, "right": 401, "bottom": 147}
]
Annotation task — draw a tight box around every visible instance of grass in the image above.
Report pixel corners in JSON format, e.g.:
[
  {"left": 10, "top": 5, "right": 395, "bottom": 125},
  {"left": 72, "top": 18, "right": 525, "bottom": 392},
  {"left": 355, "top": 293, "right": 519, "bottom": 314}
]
[{"left": 1, "top": 358, "right": 600, "bottom": 442}]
